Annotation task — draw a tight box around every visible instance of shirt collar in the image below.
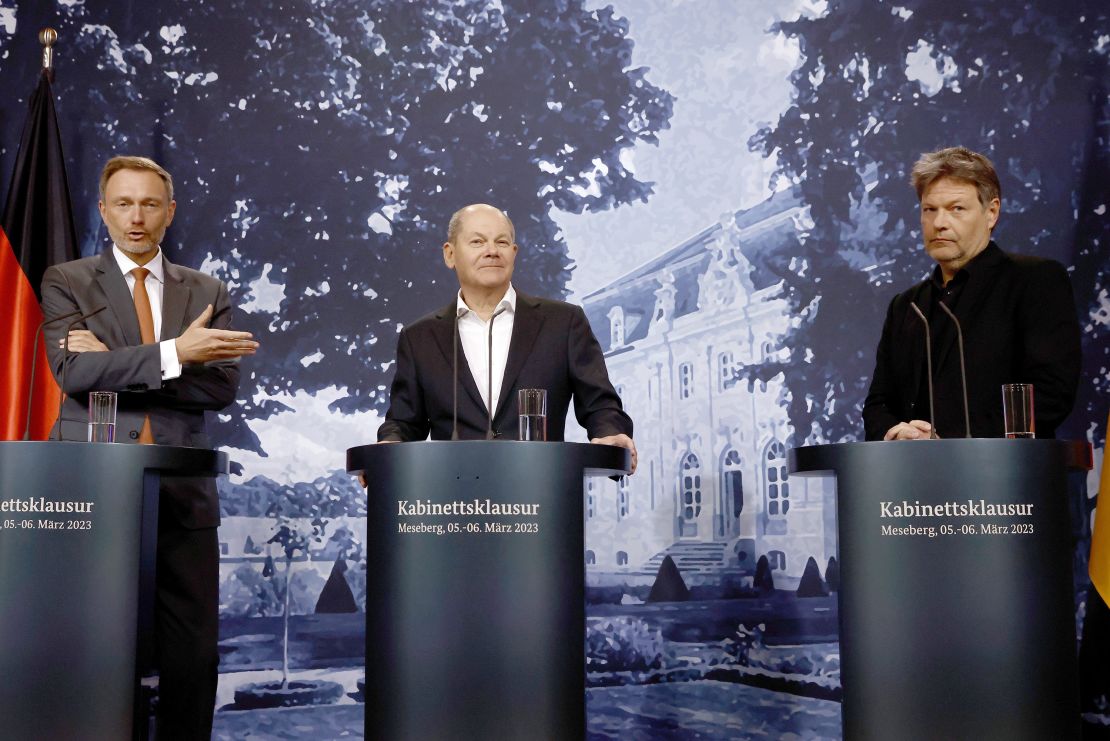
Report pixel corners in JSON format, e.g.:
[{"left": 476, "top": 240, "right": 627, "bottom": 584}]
[
  {"left": 929, "top": 240, "right": 1000, "bottom": 288},
  {"left": 113, "top": 245, "right": 165, "bottom": 284},
  {"left": 456, "top": 283, "right": 517, "bottom": 318}
]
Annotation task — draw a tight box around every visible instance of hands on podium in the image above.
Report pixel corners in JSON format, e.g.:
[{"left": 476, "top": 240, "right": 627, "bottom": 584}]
[
  {"left": 358, "top": 439, "right": 400, "bottom": 486},
  {"left": 884, "top": 420, "right": 935, "bottom": 440},
  {"left": 591, "top": 433, "right": 637, "bottom": 475}
]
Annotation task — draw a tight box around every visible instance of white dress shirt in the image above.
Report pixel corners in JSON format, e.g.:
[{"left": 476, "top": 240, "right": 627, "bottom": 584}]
[
  {"left": 112, "top": 245, "right": 182, "bottom": 381},
  {"left": 457, "top": 284, "right": 516, "bottom": 415}
]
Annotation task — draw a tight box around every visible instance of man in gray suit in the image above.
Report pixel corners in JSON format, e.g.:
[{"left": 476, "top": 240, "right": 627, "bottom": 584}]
[{"left": 41, "top": 156, "right": 257, "bottom": 739}]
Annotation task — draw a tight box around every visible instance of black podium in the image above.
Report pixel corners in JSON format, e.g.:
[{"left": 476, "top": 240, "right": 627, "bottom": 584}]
[
  {"left": 348, "top": 440, "right": 630, "bottom": 740},
  {"left": 789, "top": 439, "right": 1091, "bottom": 740},
  {"left": 0, "top": 441, "right": 228, "bottom": 741}
]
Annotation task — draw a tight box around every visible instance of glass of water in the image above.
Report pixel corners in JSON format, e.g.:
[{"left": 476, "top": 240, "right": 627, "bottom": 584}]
[
  {"left": 1001, "top": 383, "right": 1034, "bottom": 439},
  {"left": 88, "top": 390, "right": 117, "bottom": 443},
  {"left": 518, "top": 388, "right": 547, "bottom": 441}
]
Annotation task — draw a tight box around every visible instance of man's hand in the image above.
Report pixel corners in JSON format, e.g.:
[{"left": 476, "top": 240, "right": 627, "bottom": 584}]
[
  {"left": 175, "top": 304, "right": 259, "bottom": 363},
  {"left": 883, "top": 420, "right": 936, "bottom": 441},
  {"left": 63, "top": 330, "right": 108, "bottom": 353},
  {"left": 591, "top": 433, "right": 638, "bottom": 475},
  {"left": 357, "top": 440, "right": 402, "bottom": 486}
]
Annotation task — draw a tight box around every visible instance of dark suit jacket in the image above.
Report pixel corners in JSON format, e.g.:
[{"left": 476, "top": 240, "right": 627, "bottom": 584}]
[
  {"left": 41, "top": 249, "right": 240, "bottom": 529},
  {"left": 862, "top": 242, "right": 1080, "bottom": 440},
  {"left": 378, "top": 292, "right": 632, "bottom": 442}
]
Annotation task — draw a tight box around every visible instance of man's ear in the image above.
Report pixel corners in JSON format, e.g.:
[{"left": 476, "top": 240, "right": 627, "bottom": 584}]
[
  {"left": 443, "top": 241, "right": 455, "bottom": 268},
  {"left": 986, "top": 197, "right": 1000, "bottom": 230}
]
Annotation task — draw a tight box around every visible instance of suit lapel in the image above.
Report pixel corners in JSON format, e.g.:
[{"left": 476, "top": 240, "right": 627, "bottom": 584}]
[
  {"left": 161, "top": 257, "right": 191, "bottom": 340},
  {"left": 430, "top": 302, "right": 486, "bottom": 414},
  {"left": 494, "top": 293, "right": 544, "bottom": 421},
  {"left": 94, "top": 250, "right": 143, "bottom": 346}
]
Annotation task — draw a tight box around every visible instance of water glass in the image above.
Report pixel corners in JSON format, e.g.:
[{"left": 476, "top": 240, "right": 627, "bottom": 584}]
[
  {"left": 518, "top": 388, "right": 547, "bottom": 441},
  {"left": 88, "top": 390, "right": 117, "bottom": 443},
  {"left": 1001, "top": 383, "right": 1034, "bottom": 439}
]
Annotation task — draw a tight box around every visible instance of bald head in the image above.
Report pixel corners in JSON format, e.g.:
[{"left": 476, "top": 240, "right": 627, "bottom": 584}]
[{"left": 447, "top": 204, "right": 515, "bottom": 246}]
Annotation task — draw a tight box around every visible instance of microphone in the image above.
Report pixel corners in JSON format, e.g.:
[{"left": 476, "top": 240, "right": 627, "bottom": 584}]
[
  {"left": 52, "top": 305, "right": 108, "bottom": 442},
  {"left": 22, "top": 308, "right": 84, "bottom": 440},
  {"left": 485, "top": 306, "right": 508, "bottom": 440},
  {"left": 907, "top": 302, "right": 938, "bottom": 440},
  {"left": 451, "top": 305, "right": 467, "bottom": 441},
  {"left": 936, "top": 301, "right": 971, "bottom": 438}
]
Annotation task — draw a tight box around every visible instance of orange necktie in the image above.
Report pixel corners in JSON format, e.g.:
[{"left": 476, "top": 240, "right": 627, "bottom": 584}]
[{"left": 131, "top": 267, "right": 156, "bottom": 444}]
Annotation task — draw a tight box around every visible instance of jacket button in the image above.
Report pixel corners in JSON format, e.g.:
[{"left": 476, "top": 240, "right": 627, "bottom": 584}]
[{"left": 129, "top": 430, "right": 139, "bottom": 439}]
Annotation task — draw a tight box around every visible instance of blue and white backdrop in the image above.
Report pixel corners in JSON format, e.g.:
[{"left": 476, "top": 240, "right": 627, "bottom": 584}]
[{"left": 1, "top": 0, "right": 1107, "bottom": 737}]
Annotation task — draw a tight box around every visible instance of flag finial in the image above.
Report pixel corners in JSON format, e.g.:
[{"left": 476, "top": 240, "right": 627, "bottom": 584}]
[{"left": 38, "top": 28, "right": 57, "bottom": 75}]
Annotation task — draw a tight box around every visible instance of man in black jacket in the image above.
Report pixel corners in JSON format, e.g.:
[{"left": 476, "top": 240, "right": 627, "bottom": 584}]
[
  {"left": 863, "top": 147, "right": 1080, "bottom": 440},
  {"left": 378, "top": 203, "right": 636, "bottom": 470}
]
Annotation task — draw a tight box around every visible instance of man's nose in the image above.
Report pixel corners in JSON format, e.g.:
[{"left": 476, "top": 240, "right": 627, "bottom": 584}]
[
  {"left": 932, "top": 210, "right": 949, "bottom": 230},
  {"left": 128, "top": 205, "right": 144, "bottom": 223}
]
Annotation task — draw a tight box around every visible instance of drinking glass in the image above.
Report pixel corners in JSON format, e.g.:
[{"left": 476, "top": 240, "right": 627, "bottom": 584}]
[
  {"left": 88, "top": 391, "right": 117, "bottom": 443},
  {"left": 518, "top": 389, "right": 547, "bottom": 441}
]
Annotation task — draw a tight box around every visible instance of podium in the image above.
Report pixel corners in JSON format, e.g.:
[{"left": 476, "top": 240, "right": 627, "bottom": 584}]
[
  {"left": 789, "top": 439, "right": 1091, "bottom": 740},
  {"left": 348, "top": 440, "right": 630, "bottom": 740},
  {"left": 0, "top": 441, "right": 228, "bottom": 741}
]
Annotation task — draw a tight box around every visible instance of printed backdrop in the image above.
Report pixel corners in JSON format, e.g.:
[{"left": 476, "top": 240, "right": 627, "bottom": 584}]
[{"left": 1, "top": 0, "right": 1107, "bottom": 737}]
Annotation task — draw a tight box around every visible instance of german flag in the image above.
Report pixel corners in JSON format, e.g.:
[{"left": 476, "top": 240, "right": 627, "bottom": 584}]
[
  {"left": 1092, "top": 412, "right": 1110, "bottom": 605},
  {"left": 0, "top": 70, "right": 78, "bottom": 440}
]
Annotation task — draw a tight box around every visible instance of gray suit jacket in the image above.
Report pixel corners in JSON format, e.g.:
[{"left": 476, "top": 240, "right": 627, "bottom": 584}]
[{"left": 41, "top": 249, "right": 240, "bottom": 529}]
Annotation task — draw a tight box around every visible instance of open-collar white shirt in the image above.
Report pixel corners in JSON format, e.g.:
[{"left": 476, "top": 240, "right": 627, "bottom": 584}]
[
  {"left": 112, "top": 245, "right": 182, "bottom": 380},
  {"left": 457, "top": 283, "right": 516, "bottom": 415}
]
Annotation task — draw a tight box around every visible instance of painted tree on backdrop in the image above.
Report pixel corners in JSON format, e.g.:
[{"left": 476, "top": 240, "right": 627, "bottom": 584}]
[
  {"left": 0, "top": 0, "right": 674, "bottom": 450},
  {"left": 745, "top": 0, "right": 1108, "bottom": 446}
]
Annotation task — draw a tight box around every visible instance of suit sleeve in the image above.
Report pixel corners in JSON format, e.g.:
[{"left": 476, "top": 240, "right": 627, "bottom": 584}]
[
  {"left": 41, "top": 265, "right": 239, "bottom": 413},
  {"left": 41, "top": 264, "right": 163, "bottom": 394},
  {"left": 149, "top": 280, "right": 240, "bottom": 411},
  {"left": 1017, "top": 260, "right": 1080, "bottom": 435},
  {"left": 378, "top": 327, "right": 430, "bottom": 442},
  {"left": 567, "top": 305, "right": 633, "bottom": 439},
  {"left": 862, "top": 296, "right": 904, "bottom": 441}
]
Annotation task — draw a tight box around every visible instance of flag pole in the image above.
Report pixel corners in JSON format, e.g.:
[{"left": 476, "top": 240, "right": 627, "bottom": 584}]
[{"left": 39, "top": 27, "right": 56, "bottom": 82}]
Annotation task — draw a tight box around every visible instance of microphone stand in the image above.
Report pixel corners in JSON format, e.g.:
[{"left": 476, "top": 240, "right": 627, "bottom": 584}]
[
  {"left": 908, "top": 303, "right": 939, "bottom": 439},
  {"left": 451, "top": 306, "right": 466, "bottom": 440},
  {"left": 485, "top": 306, "right": 507, "bottom": 440},
  {"left": 937, "top": 301, "right": 971, "bottom": 438},
  {"left": 22, "top": 308, "right": 81, "bottom": 440},
  {"left": 51, "top": 306, "right": 108, "bottom": 442}
]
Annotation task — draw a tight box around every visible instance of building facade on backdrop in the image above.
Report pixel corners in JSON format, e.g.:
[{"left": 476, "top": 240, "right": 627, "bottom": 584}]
[{"left": 581, "top": 188, "right": 837, "bottom": 586}]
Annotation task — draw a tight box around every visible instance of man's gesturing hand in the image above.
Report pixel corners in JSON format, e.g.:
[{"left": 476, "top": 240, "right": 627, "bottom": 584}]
[{"left": 175, "top": 304, "right": 259, "bottom": 363}]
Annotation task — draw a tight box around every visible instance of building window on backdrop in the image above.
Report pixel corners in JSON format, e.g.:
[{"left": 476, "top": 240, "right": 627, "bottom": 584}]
[
  {"left": 764, "top": 439, "right": 789, "bottom": 517},
  {"left": 767, "top": 550, "right": 786, "bottom": 571},
  {"left": 608, "top": 305, "right": 625, "bottom": 349},
  {"left": 680, "top": 451, "right": 702, "bottom": 520},
  {"left": 717, "top": 350, "right": 735, "bottom": 391},
  {"left": 678, "top": 361, "right": 694, "bottom": 400},
  {"left": 617, "top": 476, "right": 629, "bottom": 520},
  {"left": 722, "top": 448, "right": 744, "bottom": 518}
]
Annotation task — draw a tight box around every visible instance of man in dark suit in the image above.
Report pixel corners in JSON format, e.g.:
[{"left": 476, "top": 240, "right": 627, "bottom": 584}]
[
  {"left": 378, "top": 203, "right": 636, "bottom": 470},
  {"left": 41, "top": 156, "right": 258, "bottom": 739},
  {"left": 863, "top": 146, "right": 1080, "bottom": 440}
]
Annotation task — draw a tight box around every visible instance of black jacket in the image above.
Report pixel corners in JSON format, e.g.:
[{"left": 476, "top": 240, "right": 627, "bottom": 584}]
[{"left": 863, "top": 242, "right": 1080, "bottom": 440}]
